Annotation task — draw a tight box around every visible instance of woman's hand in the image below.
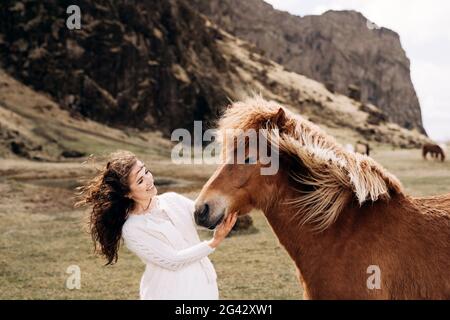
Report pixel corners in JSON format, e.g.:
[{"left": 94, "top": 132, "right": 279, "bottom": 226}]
[{"left": 208, "top": 211, "right": 238, "bottom": 248}]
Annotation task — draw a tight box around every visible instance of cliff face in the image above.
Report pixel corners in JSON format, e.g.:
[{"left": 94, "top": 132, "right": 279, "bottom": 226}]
[
  {"left": 0, "top": 0, "right": 236, "bottom": 135},
  {"left": 191, "top": 0, "right": 425, "bottom": 134},
  {"left": 0, "top": 0, "right": 430, "bottom": 152}
]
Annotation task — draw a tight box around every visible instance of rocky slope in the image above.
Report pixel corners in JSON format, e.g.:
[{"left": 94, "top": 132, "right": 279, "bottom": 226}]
[
  {"left": 0, "top": 0, "right": 430, "bottom": 157},
  {"left": 191, "top": 0, "right": 425, "bottom": 134},
  {"left": 0, "top": 68, "right": 172, "bottom": 161},
  {"left": 0, "top": 0, "right": 236, "bottom": 135}
]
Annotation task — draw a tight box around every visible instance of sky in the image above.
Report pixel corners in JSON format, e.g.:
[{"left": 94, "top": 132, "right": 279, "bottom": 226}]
[{"left": 265, "top": 0, "right": 450, "bottom": 142}]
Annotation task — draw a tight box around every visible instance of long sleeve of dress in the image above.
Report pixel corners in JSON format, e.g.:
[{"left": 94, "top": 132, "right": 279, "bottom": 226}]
[
  {"left": 122, "top": 223, "right": 215, "bottom": 271},
  {"left": 174, "top": 193, "right": 196, "bottom": 219}
]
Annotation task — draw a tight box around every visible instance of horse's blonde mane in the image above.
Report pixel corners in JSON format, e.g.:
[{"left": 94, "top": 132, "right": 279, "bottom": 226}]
[{"left": 218, "top": 96, "right": 404, "bottom": 230}]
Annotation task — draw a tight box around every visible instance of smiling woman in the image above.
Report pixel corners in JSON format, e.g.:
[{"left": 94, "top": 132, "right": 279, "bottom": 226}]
[{"left": 75, "top": 150, "right": 238, "bottom": 299}]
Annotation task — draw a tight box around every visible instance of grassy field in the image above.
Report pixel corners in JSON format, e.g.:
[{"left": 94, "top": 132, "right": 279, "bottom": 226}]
[{"left": 1, "top": 146, "right": 449, "bottom": 299}]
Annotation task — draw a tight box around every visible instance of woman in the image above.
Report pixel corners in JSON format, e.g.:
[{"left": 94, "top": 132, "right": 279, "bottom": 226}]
[{"left": 76, "top": 150, "right": 237, "bottom": 299}]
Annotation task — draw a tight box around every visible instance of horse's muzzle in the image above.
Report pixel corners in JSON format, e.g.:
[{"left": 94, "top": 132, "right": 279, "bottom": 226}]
[{"left": 194, "top": 203, "right": 225, "bottom": 229}]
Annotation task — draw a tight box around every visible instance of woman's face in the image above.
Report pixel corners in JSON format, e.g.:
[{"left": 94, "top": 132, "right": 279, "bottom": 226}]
[{"left": 127, "top": 159, "right": 157, "bottom": 202}]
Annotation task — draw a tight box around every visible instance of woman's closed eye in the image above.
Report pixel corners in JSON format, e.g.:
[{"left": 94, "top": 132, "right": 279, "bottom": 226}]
[{"left": 137, "top": 168, "right": 150, "bottom": 184}]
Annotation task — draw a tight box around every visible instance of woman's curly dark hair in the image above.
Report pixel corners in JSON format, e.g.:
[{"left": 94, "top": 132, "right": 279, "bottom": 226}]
[{"left": 75, "top": 150, "right": 138, "bottom": 265}]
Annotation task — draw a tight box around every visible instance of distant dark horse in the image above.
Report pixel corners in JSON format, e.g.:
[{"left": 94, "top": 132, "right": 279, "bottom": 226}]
[
  {"left": 423, "top": 143, "right": 445, "bottom": 162},
  {"left": 355, "top": 141, "right": 370, "bottom": 156}
]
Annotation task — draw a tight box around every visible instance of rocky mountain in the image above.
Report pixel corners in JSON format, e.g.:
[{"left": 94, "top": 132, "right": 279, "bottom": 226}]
[
  {"left": 0, "top": 0, "right": 430, "bottom": 160},
  {"left": 191, "top": 0, "right": 425, "bottom": 134},
  {"left": 0, "top": 0, "right": 236, "bottom": 136}
]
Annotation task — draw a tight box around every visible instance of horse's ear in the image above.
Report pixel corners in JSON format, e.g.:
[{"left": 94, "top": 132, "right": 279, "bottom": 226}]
[{"left": 272, "top": 107, "right": 287, "bottom": 129}]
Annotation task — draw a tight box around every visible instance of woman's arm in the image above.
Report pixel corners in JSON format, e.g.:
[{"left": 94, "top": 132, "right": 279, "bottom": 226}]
[
  {"left": 122, "top": 212, "right": 238, "bottom": 271},
  {"left": 123, "top": 224, "right": 215, "bottom": 271},
  {"left": 171, "top": 192, "right": 195, "bottom": 219}
]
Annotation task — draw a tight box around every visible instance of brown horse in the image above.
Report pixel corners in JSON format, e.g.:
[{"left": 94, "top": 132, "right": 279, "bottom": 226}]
[
  {"left": 355, "top": 141, "right": 370, "bottom": 156},
  {"left": 194, "top": 97, "right": 450, "bottom": 299},
  {"left": 423, "top": 143, "right": 445, "bottom": 162}
]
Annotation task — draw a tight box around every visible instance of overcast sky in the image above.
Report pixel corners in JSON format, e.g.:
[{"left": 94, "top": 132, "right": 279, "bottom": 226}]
[{"left": 265, "top": 0, "right": 450, "bottom": 142}]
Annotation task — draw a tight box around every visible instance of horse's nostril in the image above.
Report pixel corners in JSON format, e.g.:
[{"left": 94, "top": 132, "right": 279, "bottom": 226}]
[
  {"left": 201, "top": 203, "right": 209, "bottom": 217},
  {"left": 196, "top": 203, "right": 209, "bottom": 223}
]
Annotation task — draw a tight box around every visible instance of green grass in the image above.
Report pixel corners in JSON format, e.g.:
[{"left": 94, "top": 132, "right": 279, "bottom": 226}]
[{"left": 1, "top": 147, "right": 449, "bottom": 299}]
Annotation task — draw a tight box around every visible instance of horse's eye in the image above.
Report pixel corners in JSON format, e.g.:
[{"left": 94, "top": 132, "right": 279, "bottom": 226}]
[{"left": 245, "top": 156, "right": 257, "bottom": 164}]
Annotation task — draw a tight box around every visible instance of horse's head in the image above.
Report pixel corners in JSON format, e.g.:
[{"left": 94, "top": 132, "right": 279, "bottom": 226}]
[
  {"left": 194, "top": 104, "right": 289, "bottom": 229},
  {"left": 193, "top": 145, "right": 273, "bottom": 229},
  {"left": 194, "top": 97, "right": 404, "bottom": 231}
]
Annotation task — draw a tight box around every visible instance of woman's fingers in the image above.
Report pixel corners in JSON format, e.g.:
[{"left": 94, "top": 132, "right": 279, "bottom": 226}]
[
  {"left": 229, "top": 213, "right": 237, "bottom": 227},
  {"left": 226, "top": 212, "right": 238, "bottom": 230},
  {"left": 213, "top": 212, "right": 241, "bottom": 242},
  {"left": 216, "top": 211, "right": 239, "bottom": 234}
]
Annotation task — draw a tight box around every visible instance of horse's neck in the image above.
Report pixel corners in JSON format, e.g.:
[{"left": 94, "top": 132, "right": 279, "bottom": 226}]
[
  {"left": 261, "top": 187, "right": 401, "bottom": 298},
  {"left": 262, "top": 195, "right": 343, "bottom": 277}
]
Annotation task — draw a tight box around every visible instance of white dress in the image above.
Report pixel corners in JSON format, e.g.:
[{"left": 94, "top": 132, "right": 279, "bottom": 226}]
[{"left": 122, "top": 192, "right": 219, "bottom": 300}]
